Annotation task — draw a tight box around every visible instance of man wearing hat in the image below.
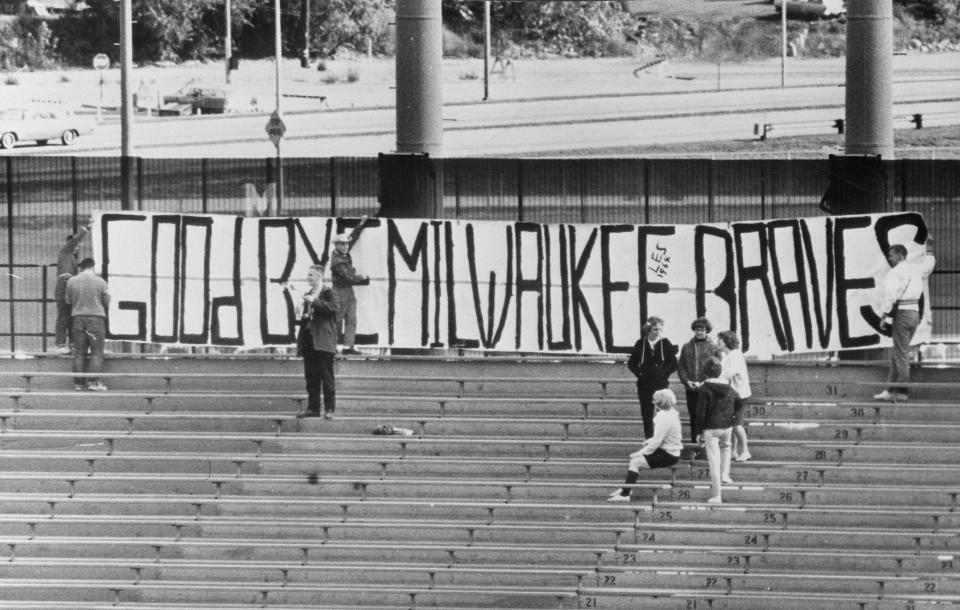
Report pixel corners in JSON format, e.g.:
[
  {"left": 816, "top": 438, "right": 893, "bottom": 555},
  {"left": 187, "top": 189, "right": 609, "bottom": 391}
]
[{"left": 330, "top": 216, "right": 369, "bottom": 355}]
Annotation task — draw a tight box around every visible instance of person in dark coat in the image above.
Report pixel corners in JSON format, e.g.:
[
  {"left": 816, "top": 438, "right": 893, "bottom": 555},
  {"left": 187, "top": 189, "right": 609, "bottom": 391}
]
[
  {"left": 627, "top": 316, "right": 678, "bottom": 440},
  {"left": 693, "top": 357, "right": 739, "bottom": 504},
  {"left": 677, "top": 317, "right": 720, "bottom": 444},
  {"left": 295, "top": 264, "right": 341, "bottom": 419}
]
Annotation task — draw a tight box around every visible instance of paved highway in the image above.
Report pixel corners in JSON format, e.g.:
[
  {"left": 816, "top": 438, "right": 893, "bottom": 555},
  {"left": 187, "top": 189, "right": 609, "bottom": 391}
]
[{"left": 7, "top": 76, "right": 960, "bottom": 158}]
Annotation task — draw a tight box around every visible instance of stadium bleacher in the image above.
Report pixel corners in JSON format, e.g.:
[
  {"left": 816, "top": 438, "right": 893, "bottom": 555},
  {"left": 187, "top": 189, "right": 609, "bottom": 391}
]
[{"left": 0, "top": 353, "right": 957, "bottom": 609}]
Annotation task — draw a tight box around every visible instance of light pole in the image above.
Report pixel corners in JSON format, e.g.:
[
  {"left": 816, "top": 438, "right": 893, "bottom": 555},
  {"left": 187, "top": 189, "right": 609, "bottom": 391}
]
[
  {"left": 225, "top": 0, "right": 232, "bottom": 83},
  {"left": 119, "top": 0, "right": 134, "bottom": 210},
  {"left": 274, "top": 0, "right": 283, "bottom": 211},
  {"left": 781, "top": 0, "right": 787, "bottom": 87}
]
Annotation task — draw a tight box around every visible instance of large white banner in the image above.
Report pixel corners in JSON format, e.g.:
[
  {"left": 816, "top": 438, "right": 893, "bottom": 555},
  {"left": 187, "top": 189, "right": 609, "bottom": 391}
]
[{"left": 92, "top": 211, "right": 929, "bottom": 356}]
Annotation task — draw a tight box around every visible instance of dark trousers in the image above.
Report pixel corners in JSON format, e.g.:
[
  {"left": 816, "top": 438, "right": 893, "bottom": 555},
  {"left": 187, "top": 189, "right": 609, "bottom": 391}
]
[
  {"left": 55, "top": 275, "right": 71, "bottom": 345},
  {"left": 887, "top": 309, "right": 920, "bottom": 395},
  {"left": 684, "top": 388, "right": 700, "bottom": 443},
  {"left": 334, "top": 287, "right": 358, "bottom": 347},
  {"left": 72, "top": 315, "right": 105, "bottom": 385},
  {"left": 302, "top": 341, "right": 336, "bottom": 414},
  {"left": 636, "top": 385, "right": 656, "bottom": 439}
]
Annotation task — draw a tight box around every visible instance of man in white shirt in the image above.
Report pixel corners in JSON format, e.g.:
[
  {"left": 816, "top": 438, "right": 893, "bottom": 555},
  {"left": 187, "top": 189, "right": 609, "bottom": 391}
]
[{"left": 874, "top": 244, "right": 925, "bottom": 402}]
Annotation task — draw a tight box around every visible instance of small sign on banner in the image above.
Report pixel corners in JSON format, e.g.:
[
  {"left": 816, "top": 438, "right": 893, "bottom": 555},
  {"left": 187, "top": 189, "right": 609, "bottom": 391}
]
[{"left": 265, "top": 111, "right": 286, "bottom": 147}]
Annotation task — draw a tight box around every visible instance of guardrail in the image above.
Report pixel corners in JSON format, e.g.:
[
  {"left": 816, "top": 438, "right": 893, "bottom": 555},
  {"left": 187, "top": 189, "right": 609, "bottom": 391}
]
[{"left": 753, "top": 110, "right": 960, "bottom": 141}]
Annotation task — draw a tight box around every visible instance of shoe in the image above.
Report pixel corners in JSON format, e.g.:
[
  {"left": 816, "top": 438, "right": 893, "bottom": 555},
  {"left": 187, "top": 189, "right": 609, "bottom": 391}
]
[
  {"left": 607, "top": 493, "right": 630, "bottom": 502},
  {"left": 74, "top": 384, "right": 87, "bottom": 391},
  {"left": 722, "top": 475, "right": 734, "bottom": 484},
  {"left": 706, "top": 496, "right": 722, "bottom": 504},
  {"left": 57, "top": 345, "right": 72, "bottom": 355},
  {"left": 733, "top": 451, "right": 751, "bottom": 462},
  {"left": 341, "top": 348, "right": 361, "bottom": 355},
  {"left": 86, "top": 382, "right": 108, "bottom": 392},
  {"left": 297, "top": 411, "right": 320, "bottom": 418},
  {"left": 873, "top": 390, "right": 895, "bottom": 401},
  {"left": 323, "top": 410, "right": 334, "bottom": 420},
  {"left": 895, "top": 393, "right": 909, "bottom": 402}
]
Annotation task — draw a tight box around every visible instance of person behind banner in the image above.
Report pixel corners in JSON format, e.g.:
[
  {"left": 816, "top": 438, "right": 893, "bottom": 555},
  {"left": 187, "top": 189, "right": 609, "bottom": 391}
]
[
  {"left": 627, "top": 316, "right": 679, "bottom": 440},
  {"left": 911, "top": 236, "right": 936, "bottom": 346},
  {"left": 295, "top": 264, "right": 341, "bottom": 419},
  {"left": 716, "top": 330, "right": 752, "bottom": 462},
  {"left": 677, "top": 316, "right": 720, "bottom": 448},
  {"left": 608, "top": 388, "right": 682, "bottom": 502},
  {"left": 54, "top": 223, "right": 91, "bottom": 354},
  {"left": 874, "top": 244, "right": 925, "bottom": 402},
  {"left": 693, "top": 357, "right": 738, "bottom": 504},
  {"left": 65, "top": 257, "right": 109, "bottom": 392},
  {"left": 331, "top": 216, "right": 370, "bottom": 355}
]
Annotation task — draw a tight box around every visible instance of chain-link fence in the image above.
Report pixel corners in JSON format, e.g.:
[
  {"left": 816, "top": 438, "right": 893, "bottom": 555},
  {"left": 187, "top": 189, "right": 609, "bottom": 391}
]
[{"left": 2, "top": 156, "right": 957, "bottom": 352}]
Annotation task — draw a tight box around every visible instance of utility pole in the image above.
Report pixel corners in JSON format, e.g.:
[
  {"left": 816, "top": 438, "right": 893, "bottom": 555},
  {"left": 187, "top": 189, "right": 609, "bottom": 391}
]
[
  {"left": 274, "top": 0, "right": 283, "bottom": 211},
  {"left": 300, "top": 0, "right": 310, "bottom": 67},
  {"left": 483, "top": 0, "right": 490, "bottom": 101},
  {"left": 225, "top": 0, "right": 232, "bottom": 83},
  {"left": 780, "top": 0, "right": 787, "bottom": 87},
  {"left": 119, "top": 0, "right": 134, "bottom": 210}
]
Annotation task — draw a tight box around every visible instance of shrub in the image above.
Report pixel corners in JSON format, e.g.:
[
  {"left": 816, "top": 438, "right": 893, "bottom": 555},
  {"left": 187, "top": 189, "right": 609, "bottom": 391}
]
[{"left": 0, "top": 15, "right": 57, "bottom": 71}]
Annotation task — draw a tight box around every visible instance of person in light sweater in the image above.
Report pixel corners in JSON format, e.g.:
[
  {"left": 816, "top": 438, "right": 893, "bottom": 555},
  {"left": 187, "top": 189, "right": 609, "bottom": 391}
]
[
  {"left": 717, "top": 330, "right": 752, "bottom": 462},
  {"left": 608, "top": 388, "right": 683, "bottom": 502}
]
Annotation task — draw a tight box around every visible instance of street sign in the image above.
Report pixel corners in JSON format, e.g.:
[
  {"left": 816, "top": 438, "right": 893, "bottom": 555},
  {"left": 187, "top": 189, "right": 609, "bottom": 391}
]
[
  {"left": 265, "top": 111, "right": 286, "bottom": 148},
  {"left": 92, "top": 53, "right": 110, "bottom": 71}
]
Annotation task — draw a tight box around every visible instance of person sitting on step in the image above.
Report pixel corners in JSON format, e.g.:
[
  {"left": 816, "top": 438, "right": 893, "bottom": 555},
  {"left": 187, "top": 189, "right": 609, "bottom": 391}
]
[{"left": 608, "top": 388, "right": 683, "bottom": 502}]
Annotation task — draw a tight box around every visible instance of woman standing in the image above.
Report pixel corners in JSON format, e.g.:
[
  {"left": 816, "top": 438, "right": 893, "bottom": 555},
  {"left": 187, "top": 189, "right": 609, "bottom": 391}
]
[
  {"left": 717, "top": 330, "right": 752, "bottom": 462},
  {"left": 677, "top": 317, "right": 719, "bottom": 445},
  {"left": 627, "top": 316, "right": 678, "bottom": 440},
  {"left": 608, "top": 389, "right": 683, "bottom": 502}
]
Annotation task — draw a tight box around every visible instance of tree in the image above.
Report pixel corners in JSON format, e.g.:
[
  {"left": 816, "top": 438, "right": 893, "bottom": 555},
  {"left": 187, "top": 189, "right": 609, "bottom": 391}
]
[
  {"left": 51, "top": 0, "right": 259, "bottom": 66},
  {"left": 896, "top": 0, "right": 959, "bottom": 24}
]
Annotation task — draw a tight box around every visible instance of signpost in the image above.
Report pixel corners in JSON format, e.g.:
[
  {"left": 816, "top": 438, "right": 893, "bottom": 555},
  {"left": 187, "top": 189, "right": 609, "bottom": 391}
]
[
  {"left": 265, "top": 111, "right": 286, "bottom": 148},
  {"left": 92, "top": 53, "right": 109, "bottom": 123}
]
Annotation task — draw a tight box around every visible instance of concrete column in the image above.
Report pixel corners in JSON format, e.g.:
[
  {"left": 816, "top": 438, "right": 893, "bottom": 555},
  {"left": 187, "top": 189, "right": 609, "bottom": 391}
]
[
  {"left": 395, "top": 0, "right": 443, "bottom": 156},
  {"left": 845, "top": 0, "right": 894, "bottom": 159}
]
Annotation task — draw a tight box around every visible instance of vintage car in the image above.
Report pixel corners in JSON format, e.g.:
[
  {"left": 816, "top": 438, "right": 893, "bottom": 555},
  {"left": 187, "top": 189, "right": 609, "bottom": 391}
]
[
  {"left": 161, "top": 85, "right": 228, "bottom": 115},
  {"left": 0, "top": 107, "right": 96, "bottom": 149}
]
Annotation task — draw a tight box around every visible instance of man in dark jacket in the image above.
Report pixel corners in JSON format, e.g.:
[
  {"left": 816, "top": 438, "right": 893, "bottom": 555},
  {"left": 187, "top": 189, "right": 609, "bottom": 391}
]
[
  {"left": 296, "top": 265, "right": 341, "bottom": 419},
  {"left": 694, "top": 358, "right": 739, "bottom": 504},
  {"left": 627, "top": 316, "right": 678, "bottom": 439}
]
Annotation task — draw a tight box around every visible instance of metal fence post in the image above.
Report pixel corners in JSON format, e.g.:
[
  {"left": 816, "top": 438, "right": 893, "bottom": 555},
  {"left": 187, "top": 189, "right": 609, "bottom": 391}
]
[
  {"left": 516, "top": 159, "right": 524, "bottom": 222},
  {"left": 707, "top": 160, "right": 716, "bottom": 223},
  {"left": 643, "top": 159, "right": 650, "bottom": 225},
  {"left": 760, "top": 162, "right": 767, "bottom": 220},
  {"left": 201, "top": 158, "right": 210, "bottom": 213},
  {"left": 136, "top": 157, "right": 144, "bottom": 211},
  {"left": 6, "top": 157, "right": 14, "bottom": 352},
  {"left": 41, "top": 265, "right": 49, "bottom": 352},
  {"left": 453, "top": 160, "right": 462, "bottom": 220},
  {"left": 329, "top": 157, "right": 337, "bottom": 217},
  {"left": 71, "top": 157, "right": 79, "bottom": 232},
  {"left": 899, "top": 159, "right": 908, "bottom": 212}
]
